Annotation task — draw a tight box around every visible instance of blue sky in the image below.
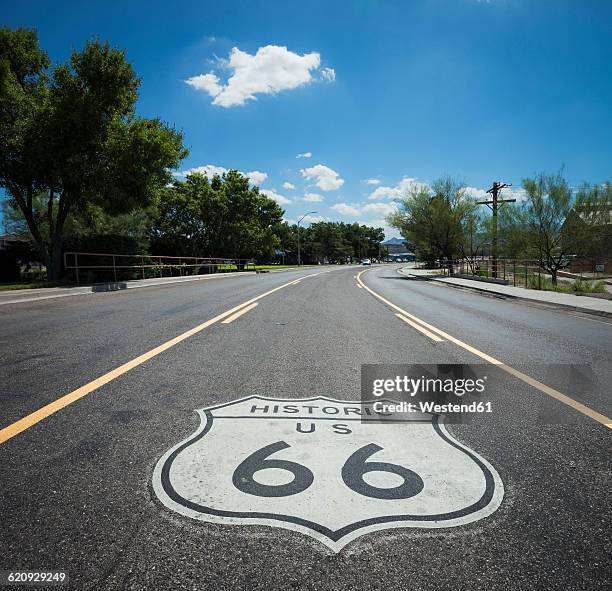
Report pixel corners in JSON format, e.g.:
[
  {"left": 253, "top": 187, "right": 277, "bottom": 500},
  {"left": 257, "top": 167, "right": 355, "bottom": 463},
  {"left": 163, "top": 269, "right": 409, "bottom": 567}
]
[{"left": 2, "top": 0, "right": 612, "bottom": 237}]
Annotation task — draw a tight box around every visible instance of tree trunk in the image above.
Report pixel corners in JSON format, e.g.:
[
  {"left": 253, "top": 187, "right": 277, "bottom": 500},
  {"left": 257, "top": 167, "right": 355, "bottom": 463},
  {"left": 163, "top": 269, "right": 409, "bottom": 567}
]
[
  {"left": 551, "top": 268, "right": 557, "bottom": 285},
  {"left": 47, "top": 233, "right": 64, "bottom": 281}
]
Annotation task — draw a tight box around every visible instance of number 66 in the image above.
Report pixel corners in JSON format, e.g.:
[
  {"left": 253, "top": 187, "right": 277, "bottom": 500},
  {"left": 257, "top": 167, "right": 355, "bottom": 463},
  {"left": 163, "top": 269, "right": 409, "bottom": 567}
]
[{"left": 232, "top": 441, "right": 424, "bottom": 500}]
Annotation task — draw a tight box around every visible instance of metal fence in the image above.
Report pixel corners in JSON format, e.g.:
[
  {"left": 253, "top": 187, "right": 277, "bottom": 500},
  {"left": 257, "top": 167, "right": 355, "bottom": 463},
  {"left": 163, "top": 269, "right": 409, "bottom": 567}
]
[
  {"left": 63, "top": 252, "right": 256, "bottom": 286},
  {"left": 435, "top": 257, "right": 610, "bottom": 288}
]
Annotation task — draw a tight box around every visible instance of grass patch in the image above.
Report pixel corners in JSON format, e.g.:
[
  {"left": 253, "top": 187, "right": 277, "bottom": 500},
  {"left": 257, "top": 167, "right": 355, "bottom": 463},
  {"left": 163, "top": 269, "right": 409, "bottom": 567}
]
[
  {"left": 0, "top": 280, "right": 52, "bottom": 291},
  {"left": 524, "top": 274, "right": 607, "bottom": 294},
  {"left": 573, "top": 279, "right": 607, "bottom": 294}
]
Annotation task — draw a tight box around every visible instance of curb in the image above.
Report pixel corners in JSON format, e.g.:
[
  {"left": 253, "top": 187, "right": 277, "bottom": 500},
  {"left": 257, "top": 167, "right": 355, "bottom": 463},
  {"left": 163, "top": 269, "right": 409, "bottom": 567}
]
[
  {"left": 398, "top": 267, "right": 612, "bottom": 319},
  {"left": 0, "top": 270, "right": 259, "bottom": 306},
  {"left": 0, "top": 265, "right": 345, "bottom": 306}
]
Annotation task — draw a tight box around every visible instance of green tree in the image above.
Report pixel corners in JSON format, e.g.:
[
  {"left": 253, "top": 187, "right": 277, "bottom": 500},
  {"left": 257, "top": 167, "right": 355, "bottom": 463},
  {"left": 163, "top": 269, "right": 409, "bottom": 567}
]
[
  {"left": 387, "top": 178, "right": 476, "bottom": 269},
  {"left": 520, "top": 172, "right": 609, "bottom": 284},
  {"left": 152, "top": 171, "right": 285, "bottom": 262},
  {"left": 0, "top": 28, "right": 187, "bottom": 280}
]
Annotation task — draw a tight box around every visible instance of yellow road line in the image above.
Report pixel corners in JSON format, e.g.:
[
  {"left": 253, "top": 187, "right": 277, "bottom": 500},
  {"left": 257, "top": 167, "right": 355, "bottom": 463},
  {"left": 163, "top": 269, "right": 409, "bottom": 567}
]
[
  {"left": 221, "top": 302, "right": 258, "bottom": 324},
  {"left": 396, "top": 313, "right": 444, "bottom": 342},
  {"left": 357, "top": 270, "right": 612, "bottom": 429},
  {"left": 0, "top": 276, "right": 305, "bottom": 444}
]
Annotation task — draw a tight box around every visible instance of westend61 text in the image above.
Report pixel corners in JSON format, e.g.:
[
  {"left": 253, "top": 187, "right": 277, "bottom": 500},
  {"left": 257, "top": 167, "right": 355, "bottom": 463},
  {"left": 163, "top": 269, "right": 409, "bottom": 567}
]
[{"left": 373, "top": 401, "right": 493, "bottom": 414}]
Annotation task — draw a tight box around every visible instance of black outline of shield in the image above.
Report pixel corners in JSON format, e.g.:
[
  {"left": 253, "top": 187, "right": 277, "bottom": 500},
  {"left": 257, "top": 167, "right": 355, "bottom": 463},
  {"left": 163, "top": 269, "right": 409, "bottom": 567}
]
[{"left": 156, "top": 396, "right": 502, "bottom": 546}]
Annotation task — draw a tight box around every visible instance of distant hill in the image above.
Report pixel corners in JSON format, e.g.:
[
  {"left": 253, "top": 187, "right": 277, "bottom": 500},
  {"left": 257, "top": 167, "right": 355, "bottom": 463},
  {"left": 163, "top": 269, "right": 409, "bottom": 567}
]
[{"left": 383, "top": 237, "right": 412, "bottom": 255}]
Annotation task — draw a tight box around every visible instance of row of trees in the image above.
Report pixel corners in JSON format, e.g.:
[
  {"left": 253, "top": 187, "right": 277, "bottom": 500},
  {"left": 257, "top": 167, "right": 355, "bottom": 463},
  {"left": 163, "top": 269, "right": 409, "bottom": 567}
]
[
  {"left": 2, "top": 169, "right": 386, "bottom": 272},
  {"left": 387, "top": 173, "right": 611, "bottom": 284},
  {"left": 0, "top": 27, "right": 386, "bottom": 280},
  {"left": 275, "top": 221, "right": 384, "bottom": 264},
  {"left": 151, "top": 172, "right": 385, "bottom": 263}
]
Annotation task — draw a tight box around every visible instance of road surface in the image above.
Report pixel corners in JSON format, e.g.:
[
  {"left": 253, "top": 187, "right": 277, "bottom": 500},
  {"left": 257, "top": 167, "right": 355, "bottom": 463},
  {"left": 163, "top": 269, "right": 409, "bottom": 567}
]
[{"left": 1, "top": 264, "right": 610, "bottom": 590}]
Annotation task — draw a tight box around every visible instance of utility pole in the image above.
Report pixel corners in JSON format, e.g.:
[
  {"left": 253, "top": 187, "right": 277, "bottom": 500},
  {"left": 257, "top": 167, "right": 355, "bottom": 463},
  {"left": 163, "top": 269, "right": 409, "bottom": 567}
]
[
  {"left": 297, "top": 211, "right": 317, "bottom": 266},
  {"left": 477, "top": 182, "right": 516, "bottom": 278}
]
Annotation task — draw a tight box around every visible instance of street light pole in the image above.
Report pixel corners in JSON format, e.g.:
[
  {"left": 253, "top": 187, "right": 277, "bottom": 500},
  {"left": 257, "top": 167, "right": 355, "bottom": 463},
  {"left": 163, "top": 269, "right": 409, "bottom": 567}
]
[{"left": 297, "top": 211, "right": 317, "bottom": 266}]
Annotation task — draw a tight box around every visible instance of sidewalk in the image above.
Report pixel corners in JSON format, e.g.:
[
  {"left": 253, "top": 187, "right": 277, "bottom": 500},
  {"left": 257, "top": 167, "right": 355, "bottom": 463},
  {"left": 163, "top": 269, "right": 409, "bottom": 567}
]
[
  {"left": 399, "top": 266, "right": 612, "bottom": 318},
  {"left": 0, "top": 271, "right": 256, "bottom": 306}
]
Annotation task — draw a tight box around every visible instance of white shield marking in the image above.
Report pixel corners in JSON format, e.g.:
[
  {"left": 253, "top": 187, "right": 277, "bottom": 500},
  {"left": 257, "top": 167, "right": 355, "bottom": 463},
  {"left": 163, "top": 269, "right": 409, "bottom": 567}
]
[{"left": 152, "top": 396, "right": 504, "bottom": 552}]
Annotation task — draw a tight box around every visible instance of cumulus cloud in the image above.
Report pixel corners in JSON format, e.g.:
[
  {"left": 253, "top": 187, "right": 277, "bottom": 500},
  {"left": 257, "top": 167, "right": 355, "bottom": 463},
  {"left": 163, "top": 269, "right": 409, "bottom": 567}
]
[
  {"left": 331, "top": 203, "right": 361, "bottom": 217},
  {"left": 329, "top": 201, "right": 397, "bottom": 218},
  {"left": 364, "top": 178, "right": 381, "bottom": 185},
  {"left": 178, "top": 164, "right": 228, "bottom": 178},
  {"left": 175, "top": 164, "right": 267, "bottom": 186},
  {"left": 246, "top": 170, "right": 268, "bottom": 184},
  {"left": 282, "top": 182, "right": 296, "bottom": 190},
  {"left": 296, "top": 152, "right": 312, "bottom": 159},
  {"left": 361, "top": 202, "right": 397, "bottom": 216},
  {"left": 185, "top": 45, "right": 333, "bottom": 107},
  {"left": 321, "top": 67, "right": 336, "bottom": 82},
  {"left": 463, "top": 185, "right": 527, "bottom": 202},
  {"left": 463, "top": 186, "right": 489, "bottom": 200},
  {"left": 303, "top": 192, "right": 324, "bottom": 202},
  {"left": 261, "top": 188, "right": 291, "bottom": 205},
  {"left": 368, "top": 176, "right": 425, "bottom": 200},
  {"left": 300, "top": 164, "right": 344, "bottom": 191}
]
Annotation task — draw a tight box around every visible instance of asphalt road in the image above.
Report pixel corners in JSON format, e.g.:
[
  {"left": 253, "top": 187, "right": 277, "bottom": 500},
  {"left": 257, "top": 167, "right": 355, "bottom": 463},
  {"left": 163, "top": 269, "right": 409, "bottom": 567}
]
[{"left": 1, "top": 264, "right": 610, "bottom": 590}]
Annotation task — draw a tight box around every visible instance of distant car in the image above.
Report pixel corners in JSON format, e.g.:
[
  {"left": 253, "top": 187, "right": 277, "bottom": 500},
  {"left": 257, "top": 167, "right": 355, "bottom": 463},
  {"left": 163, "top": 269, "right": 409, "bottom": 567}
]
[{"left": 361, "top": 258, "right": 371, "bottom": 265}]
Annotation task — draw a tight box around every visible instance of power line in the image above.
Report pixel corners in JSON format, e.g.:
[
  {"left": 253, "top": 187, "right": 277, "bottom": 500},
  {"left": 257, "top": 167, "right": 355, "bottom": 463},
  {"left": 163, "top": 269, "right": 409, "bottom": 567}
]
[{"left": 477, "top": 182, "right": 516, "bottom": 279}]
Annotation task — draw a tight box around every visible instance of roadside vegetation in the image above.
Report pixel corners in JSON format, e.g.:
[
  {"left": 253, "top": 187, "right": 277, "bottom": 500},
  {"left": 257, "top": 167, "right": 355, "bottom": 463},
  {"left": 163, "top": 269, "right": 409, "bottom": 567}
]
[
  {"left": 0, "top": 28, "right": 386, "bottom": 288},
  {"left": 387, "top": 172, "right": 611, "bottom": 293}
]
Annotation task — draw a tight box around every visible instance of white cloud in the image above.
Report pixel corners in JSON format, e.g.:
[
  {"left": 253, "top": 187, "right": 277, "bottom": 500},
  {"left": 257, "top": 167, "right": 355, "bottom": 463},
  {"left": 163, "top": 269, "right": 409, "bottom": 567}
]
[
  {"left": 331, "top": 203, "right": 361, "bottom": 217},
  {"left": 246, "top": 170, "right": 268, "bottom": 185},
  {"left": 504, "top": 186, "right": 528, "bottom": 202},
  {"left": 300, "top": 164, "right": 344, "bottom": 191},
  {"left": 282, "top": 182, "right": 296, "bottom": 190},
  {"left": 261, "top": 188, "right": 291, "bottom": 205},
  {"left": 368, "top": 176, "right": 425, "bottom": 200},
  {"left": 321, "top": 67, "right": 336, "bottom": 82},
  {"left": 176, "top": 164, "right": 267, "bottom": 186},
  {"left": 358, "top": 218, "right": 396, "bottom": 239},
  {"left": 178, "top": 164, "right": 228, "bottom": 178},
  {"left": 185, "top": 45, "right": 330, "bottom": 107},
  {"left": 303, "top": 192, "right": 324, "bottom": 202},
  {"left": 328, "top": 201, "right": 397, "bottom": 219},
  {"left": 368, "top": 186, "right": 399, "bottom": 200},
  {"left": 464, "top": 185, "right": 527, "bottom": 202},
  {"left": 296, "top": 152, "right": 312, "bottom": 159},
  {"left": 364, "top": 178, "right": 381, "bottom": 185},
  {"left": 361, "top": 202, "right": 397, "bottom": 216},
  {"left": 463, "top": 186, "right": 490, "bottom": 200},
  {"left": 185, "top": 73, "right": 222, "bottom": 97}
]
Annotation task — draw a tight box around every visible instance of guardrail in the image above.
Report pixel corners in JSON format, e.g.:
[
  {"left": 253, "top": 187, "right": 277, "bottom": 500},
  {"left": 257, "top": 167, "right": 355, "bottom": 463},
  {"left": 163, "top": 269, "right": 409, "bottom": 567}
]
[{"left": 63, "top": 252, "right": 256, "bottom": 286}]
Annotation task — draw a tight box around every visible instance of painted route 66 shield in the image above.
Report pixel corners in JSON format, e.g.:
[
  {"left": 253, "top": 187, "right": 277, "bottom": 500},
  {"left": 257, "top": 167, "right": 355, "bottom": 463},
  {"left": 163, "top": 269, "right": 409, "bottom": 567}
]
[{"left": 152, "top": 396, "right": 504, "bottom": 551}]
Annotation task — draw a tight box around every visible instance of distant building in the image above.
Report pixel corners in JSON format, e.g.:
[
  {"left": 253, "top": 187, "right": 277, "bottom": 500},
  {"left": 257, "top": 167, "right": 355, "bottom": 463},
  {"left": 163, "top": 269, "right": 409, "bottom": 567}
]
[{"left": 387, "top": 252, "right": 416, "bottom": 262}]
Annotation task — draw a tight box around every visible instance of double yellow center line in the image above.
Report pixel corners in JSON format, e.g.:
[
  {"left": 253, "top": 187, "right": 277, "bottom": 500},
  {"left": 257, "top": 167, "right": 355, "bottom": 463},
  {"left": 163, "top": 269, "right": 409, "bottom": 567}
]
[{"left": 0, "top": 274, "right": 306, "bottom": 444}]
